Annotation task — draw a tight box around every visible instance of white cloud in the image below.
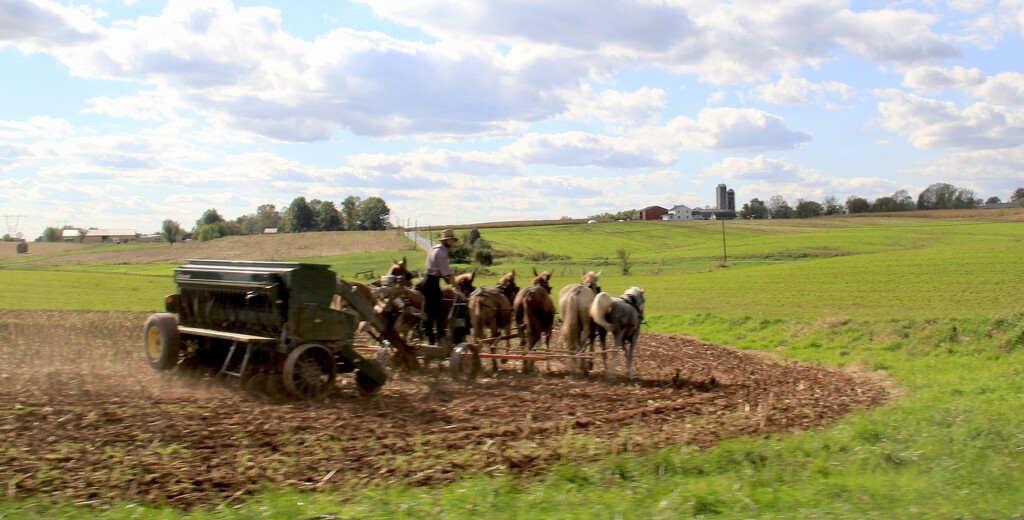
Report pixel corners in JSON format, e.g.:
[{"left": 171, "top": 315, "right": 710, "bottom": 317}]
[
  {"left": 560, "top": 85, "right": 665, "bottom": 125},
  {"left": 507, "top": 132, "right": 674, "bottom": 168},
  {"left": 0, "top": 116, "right": 75, "bottom": 140},
  {"left": 701, "top": 155, "right": 902, "bottom": 203},
  {"left": 902, "top": 65, "right": 983, "bottom": 92},
  {"left": 0, "top": 0, "right": 103, "bottom": 51},
  {"left": 685, "top": 108, "right": 812, "bottom": 153},
  {"left": 748, "top": 75, "right": 855, "bottom": 109},
  {"left": 348, "top": 148, "right": 520, "bottom": 177},
  {"left": 897, "top": 146, "right": 1024, "bottom": 198},
  {"left": 833, "top": 7, "right": 960, "bottom": 63},
  {"left": 875, "top": 88, "right": 1024, "bottom": 149},
  {"left": 83, "top": 90, "right": 180, "bottom": 121},
  {"left": 359, "top": 0, "right": 959, "bottom": 83}
]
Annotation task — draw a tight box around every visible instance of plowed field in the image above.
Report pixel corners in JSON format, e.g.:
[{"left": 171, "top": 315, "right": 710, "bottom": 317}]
[{"left": 0, "top": 310, "right": 892, "bottom": 508}]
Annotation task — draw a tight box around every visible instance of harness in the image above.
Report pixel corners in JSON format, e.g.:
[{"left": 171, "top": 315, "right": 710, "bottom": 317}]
[{"left": 622, "top": 293, "right": 645, "bottom": 324}]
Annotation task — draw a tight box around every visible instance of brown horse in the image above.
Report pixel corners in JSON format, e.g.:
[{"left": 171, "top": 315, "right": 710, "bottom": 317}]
[
  {"left": 468, "top": 271, "right": 517, "bottom": 371},
  {"left": 513, "top": 269, "right": 555, "bottom": 371},
  {"left": 331, "top": 257, "right": 421, "bottom": 338},
  {"left": 558, "top": 271, "right": 605, "bottom": 372}
]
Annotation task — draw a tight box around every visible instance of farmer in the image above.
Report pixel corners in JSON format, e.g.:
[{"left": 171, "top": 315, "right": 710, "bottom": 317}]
[{"left": 421, "top": 229, "right": 458, "bottom": 344}]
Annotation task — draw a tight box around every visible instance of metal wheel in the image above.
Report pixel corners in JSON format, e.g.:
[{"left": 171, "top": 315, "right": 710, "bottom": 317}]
[
  {"left": 449, "top": 342, "right": 480, "bottom": 381},
  {"left": 282, "top": 343, "right": 338, "bottom": 400},
  {"left": 144, "top": 313, "right": 181, "bottom": 371},
  {"left": 355, "top": 359, "right": 385, "bottom": 396}
]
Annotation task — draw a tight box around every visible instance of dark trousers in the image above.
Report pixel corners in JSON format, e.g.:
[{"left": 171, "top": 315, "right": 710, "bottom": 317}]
[{"left": 422, "top": 275, "right": 445, "bottom": 344}]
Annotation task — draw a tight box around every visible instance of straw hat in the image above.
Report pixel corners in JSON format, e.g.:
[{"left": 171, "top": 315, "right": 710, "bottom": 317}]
[{"left": 439, "top": 229, "right": 459, "bottom": 241}]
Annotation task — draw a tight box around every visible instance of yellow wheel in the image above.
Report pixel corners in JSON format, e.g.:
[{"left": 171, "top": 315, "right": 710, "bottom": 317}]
[{"left": 144, "top": 313, "right": 181, "bottom": 371}]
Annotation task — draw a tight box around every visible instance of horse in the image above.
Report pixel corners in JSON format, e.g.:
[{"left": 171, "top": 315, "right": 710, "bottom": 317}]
[
  {"left": 557, "top": 270, "right": 605, "bottom": 373},
  {"left": 589, "top": 286, "right": 645, "bottom": 380},
  {"left": 468, "top": 271, "right": 517, "bottom": 371},
  {"left": 331, "top": 257, "right": 421, "bottom": 339},
  {"left": 513, "top": 269, "right": 555, "bottom": 372},
  {"left": 439, "top": 271, "right": 475, "bottom": 344}
]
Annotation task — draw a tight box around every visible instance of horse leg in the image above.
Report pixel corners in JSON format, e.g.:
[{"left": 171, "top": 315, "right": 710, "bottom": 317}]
[
  {"left": 607, "top": 331, "right": 625, "bottom": 379},
  {"left": 625, "top": 337, "right": 634, "bottom": 380}
]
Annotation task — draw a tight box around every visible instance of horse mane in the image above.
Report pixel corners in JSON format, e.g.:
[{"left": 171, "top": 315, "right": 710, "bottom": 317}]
[
  {"left": 622, "top": 287, "right": 646, "bottom": 314},
  {"left": 530, "top": 269, "right": 552, "bottom": 292},
  {"left": 580, "top": 270, "right": 602, "bottom": 292},
  {"left": 497, "top": 271, "right": 519, "bottom": 300},
  {"left": 452, "top": 271, "right": 476, "bottom": 297},
  {"left": 498, "top": 271, "right": 516, "bottom": 287}
]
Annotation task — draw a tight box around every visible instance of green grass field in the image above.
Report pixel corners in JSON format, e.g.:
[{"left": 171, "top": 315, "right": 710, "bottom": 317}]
[{"left": 2, "top": 215, "right": 1023, "bottom": 518}]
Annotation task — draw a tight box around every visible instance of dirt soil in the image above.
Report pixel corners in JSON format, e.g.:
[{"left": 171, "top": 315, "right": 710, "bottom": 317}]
[{"left": 0, "top": 310, "right": 893, "bottom": 509}]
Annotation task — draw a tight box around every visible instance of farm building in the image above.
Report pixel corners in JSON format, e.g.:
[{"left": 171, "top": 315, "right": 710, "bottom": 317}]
[
  {"left": 61, "top": 229, "right": 82, "bottom": 242},
  {"left": 662, "top": 205, "right": 694, "bottom": 220},
  {"left": 82, "top": 229, "right": 137, "bottom": 243},
  {"left": 638, "top": 205, "right": 668, "bottom": 221},
  {"left": 693, "top": 208, "right": 738, "bottom": 220}
]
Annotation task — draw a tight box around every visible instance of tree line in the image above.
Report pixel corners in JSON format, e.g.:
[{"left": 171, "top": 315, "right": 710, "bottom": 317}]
[
  {"left": 39, "top": 195, "right": 391, "bottom": 244},
  {"left": 738, "top": 184, "right": 1024, "bottom": 220}
]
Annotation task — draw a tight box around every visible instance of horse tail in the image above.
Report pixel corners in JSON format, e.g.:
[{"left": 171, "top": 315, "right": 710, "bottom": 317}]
[
  {"left": 590, "top": 292, "right": 614, "bottom": 332},
  {"left": 560, "top": 287, "right": 584, "bottom": 349}
]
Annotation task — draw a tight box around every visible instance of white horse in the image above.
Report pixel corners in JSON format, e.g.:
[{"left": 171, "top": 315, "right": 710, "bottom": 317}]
[{"left": 589, "top": 287, "right": 645, "bottom": 379}]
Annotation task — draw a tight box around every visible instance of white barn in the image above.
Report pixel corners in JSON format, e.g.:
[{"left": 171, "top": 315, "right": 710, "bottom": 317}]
[{"left": 82, "top": 229, "right": 137, "bottom": 243}]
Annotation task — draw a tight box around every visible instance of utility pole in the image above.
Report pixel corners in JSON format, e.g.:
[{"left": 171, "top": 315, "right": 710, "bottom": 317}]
[
  {"left": 721, "top": 218, "right": 728, "bottom": 264},
  {"left": 1, "top": 214, "right": 27, "bottom": 236}
]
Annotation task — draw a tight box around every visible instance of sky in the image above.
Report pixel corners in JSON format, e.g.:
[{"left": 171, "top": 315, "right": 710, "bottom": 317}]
[{"left": 1, "top": 0, "right": 1023, "bottom": 239}]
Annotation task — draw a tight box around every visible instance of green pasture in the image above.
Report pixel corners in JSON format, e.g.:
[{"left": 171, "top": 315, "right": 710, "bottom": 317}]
[{"left": 2, "top": 216, "right": 1024, "bottom": 518}]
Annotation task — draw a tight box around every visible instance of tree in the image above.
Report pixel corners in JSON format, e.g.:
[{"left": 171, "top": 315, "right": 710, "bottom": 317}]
[
  {"left": 342, "top": 196, "right": 360, "bottom": 231},
  {"left": 985, "top": 196, "right": 1002, "bottom": 205},
  {"left": 284, "top": 196, "right": 316, "bottom": 232},
  {"left": 316, "top": 200, "right": 343, "bottom": 231},
  {"left": 195, "top": 208, "right": 225, "bottom": 231},
  {"left": 195, "top": 224, "right": 222, "bottom": 242},
  {"left": 1010, "top": 187, "right": 1024, "bottom": 203},
  {"left": 256, "top": 204, "right": 281, "bottom": 232},
  {"left": 917, "top": 183, "right": 980, "bottom": 210},
  {"left": 616, "top": 248, "right": 632, "bottom": 276},
  {"left": 356, "top": 197, "right": 391, "bottom": 230},
  {"left": 871, "top": 196, "right": 901, "bottom": 212},
  {"left": 42, "top": 227, "right": 62, "bottom": 242},
  {"left": 846, "top": 196, "right": 870, "bottom": 214},
  {"left": 892, "top": 189, "right": 915, "bottom": 211},
  {"left": 161, "top": 219, "right": 184, "bottom": 245},
  {"left": 738, "top": 198, "right": 769, "bottom": 219},
  {"left": 794, "top": 199, "right": 823, "bottom": 218},
  {"left": 768, "top": 195, "right": 793, "bottom": 219},
  {"left": 821, "top": 195, "right": 844, "bottom": 216}
]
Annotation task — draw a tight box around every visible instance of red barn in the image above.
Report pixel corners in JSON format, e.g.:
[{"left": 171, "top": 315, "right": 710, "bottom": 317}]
[{"left": 639, "top": 205, "right": 668, "bottom": 221}]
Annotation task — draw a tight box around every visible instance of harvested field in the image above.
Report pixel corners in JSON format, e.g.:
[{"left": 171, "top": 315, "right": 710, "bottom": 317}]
[
  {"left": 29, "top": 231, "right": 410, "bottom": 265},
  {"left": 0, "top": 310, "right": 892, "bottom": 508}
]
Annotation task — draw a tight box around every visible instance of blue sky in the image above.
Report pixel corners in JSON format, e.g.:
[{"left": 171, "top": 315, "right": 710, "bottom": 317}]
[{"left": 1, "top": 0, "right": 1022, "bottom": 239}]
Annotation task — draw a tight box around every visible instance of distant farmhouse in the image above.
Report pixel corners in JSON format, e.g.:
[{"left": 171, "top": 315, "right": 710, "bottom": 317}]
[
  {"left": 83, "top": 229, "right": 138, "bottom": 243},
  {"left": 657, "top": 183, "right": 739, "bottom": 221}
]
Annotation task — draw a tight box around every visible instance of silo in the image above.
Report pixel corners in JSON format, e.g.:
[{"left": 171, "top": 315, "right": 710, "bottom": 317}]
[
  {"left": 727, "top": 189, "right": 735, "bottom": 211},
  {"left": 716, "top": 184, "right": 728, "bottom": 210}
]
